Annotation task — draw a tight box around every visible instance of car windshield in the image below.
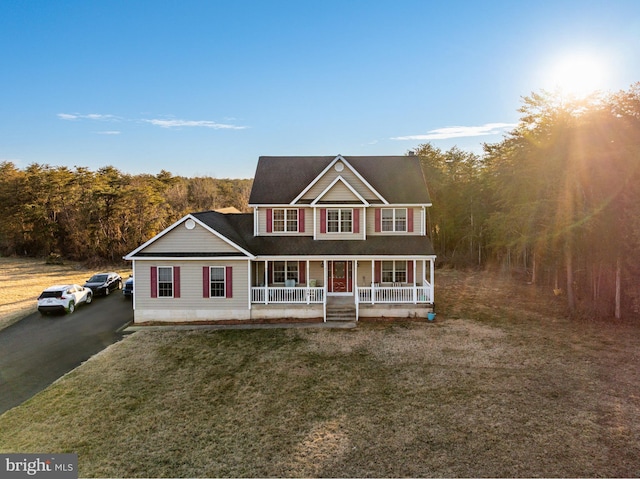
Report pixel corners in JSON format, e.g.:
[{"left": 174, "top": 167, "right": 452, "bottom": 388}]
[{"left": 88, "top": 274, "right": 108, "bottom": 282}]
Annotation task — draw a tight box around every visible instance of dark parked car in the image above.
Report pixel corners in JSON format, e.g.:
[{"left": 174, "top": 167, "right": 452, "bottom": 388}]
[
  {"left": 84, "top": 272, "right": 122, "bottom": 296},
  {"left": 123, "top": 275, "right": 133, "bottom": 298}
]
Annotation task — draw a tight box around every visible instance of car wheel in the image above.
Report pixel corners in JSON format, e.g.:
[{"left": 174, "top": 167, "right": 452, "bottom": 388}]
[
  {"left": 67, "top": 301, "right": 75, "bottom": 314},
  {"left": 86, "top": 294, "right": 93, "bottom": 304},
  {"left": 104, "top": 287, "right": 110, "bottom": 296}
]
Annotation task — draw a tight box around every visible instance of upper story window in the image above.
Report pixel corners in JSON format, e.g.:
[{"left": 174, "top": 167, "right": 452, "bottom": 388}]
[
  {"left": 158, "top": 266, "right": 174, "bottom": 297},
  {"left": 273, "top": 208, "right": 298, "bottom": 232},
  {"left": 327, "top": 209, "right": 352, "bottom": 233},
  {"left": 382, "top": 208, "right": 407, "bottom": 232}
]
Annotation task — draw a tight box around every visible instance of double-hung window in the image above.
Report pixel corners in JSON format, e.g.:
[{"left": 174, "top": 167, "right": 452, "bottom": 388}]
[
  {"left": 209, "top": 266, "right": 226, "bottom": 297},
  {"left": 381, "top": 208, "right": 407, "bottom": 232},
  {"left": 273, "top": 209, "right": 298, "bottom": 232},
  {"left": 158, "top": 266, "right": 174, "bottom": 297},
  {"left": 327, "top": 209, "right": 352, "bottom": 233},
  {"left": 272, "top": 261, "right": 299, "bottom": 284},
  {"left": 381, "top": 261, "right": 407, "bottom": 283}
]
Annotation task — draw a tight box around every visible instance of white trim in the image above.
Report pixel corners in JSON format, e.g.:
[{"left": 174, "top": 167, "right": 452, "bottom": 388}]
[
  {"left": 310, "top": 175, "right": 370, "bottom": 206},
  {"left": 290, "top": 155, "right": 389, "bottom": 205},
  {"left": 255, "top": 255, "right": 436, "bottom": 261},
  {"left": 125, "top": 256, "right": 249, "bottom": 261},
  {"left": 132, "top": 260, "right": 137, "bottom": 311},
  {"left": 253, "top": 207, "right": 258, "bottom": 236},
  {"left": 247, "top": 259, "right": 252, "bottom": 310},
  {"left": 123, "top": 214, "right": 255, "bottom": 260}
]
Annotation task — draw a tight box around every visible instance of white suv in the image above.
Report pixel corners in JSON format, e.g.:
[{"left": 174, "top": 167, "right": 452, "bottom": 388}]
[{"left": 37, "top": 284, "right": 93, "bottom": 315}]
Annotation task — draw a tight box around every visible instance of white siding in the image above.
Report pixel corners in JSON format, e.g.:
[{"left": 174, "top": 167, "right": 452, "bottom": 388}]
[
  {"left": 143, "top": 222, "right": 241, "bottom": 254},
  {"left": 133, "top": 260, "right": 250, "bottom": 323},
  {"left": 318, "top": 181, "right": 362, "bottom": 202},
  {"left": 302, "top": 168, "right": 379, "bottom": 202}
]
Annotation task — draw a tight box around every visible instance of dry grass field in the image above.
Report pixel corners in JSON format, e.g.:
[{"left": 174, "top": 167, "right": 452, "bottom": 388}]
[
  {"left": 0, "top": 268, "right": 639, "bottom": 477},
  {"left": 0, "top": 256, "right": 131, "bottom": 330}
]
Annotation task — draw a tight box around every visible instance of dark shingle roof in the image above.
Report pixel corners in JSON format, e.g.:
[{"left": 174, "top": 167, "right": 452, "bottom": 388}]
[
  {"left": 190, "top": 212, "right": 435, "bottom": 257},
  {"left": 248, "top": 156, "right": 431, "bottom": 205}
]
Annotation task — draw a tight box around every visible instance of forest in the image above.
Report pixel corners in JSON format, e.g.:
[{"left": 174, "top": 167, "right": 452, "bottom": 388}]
[
  {"left": 0, "top": 165, "right": 252, "bottom": 264},
  {"left": 421, "top": 83, "right": 640, "bottom": 319},
  {"left": 1, "top": 83, "right": 639, "bottom": 318}
]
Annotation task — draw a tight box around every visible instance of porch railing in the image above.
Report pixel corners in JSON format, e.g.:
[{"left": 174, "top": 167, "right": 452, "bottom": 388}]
[
  {"left": 251, "top": 284, "right": 432, "bottom": 305},
  {"left": 357, "top": 284, "right": 433, "bottom": 304},
  {"left": 251, "top": 287, "right": 325, "bottom": 304}
]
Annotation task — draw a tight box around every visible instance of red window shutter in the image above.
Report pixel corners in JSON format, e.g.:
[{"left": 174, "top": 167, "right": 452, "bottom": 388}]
[
  {"left": 202, "top": 266, "right": 210, "bottom": 298},
  {"left": 375, "top": 208, "right": 381, "bottom": 232},
  {"left": 298, "top": 208, "right": 305, "bottom": 232},
  {"left": 266, "top": 209, "right": 272, "bottom": 233},
  {"left": 407, "top": 261, "right": 414, "bottom": 283},
  {"left": 353, "top": 208, "right": 360, "bottom": 233},
  {"left": 374, "top": 261, "right": 381, "bottom": 283},
  {"left": 174, "top": 267, "right": 180, "bottom": 298},
  {"left": 150, "top": 266, "right": 157, "bottom": 298},
  {"left": 320, "top": 208, "right": 326, "bottom": 233},
  {"left": 299, "top": 261, "right": 306, "bottom": 284},
  {"left": 225, "top": 266, "right": 233, "bottom": 298},
  {"left": 407, "top": 208, "right": 414, "bottom": 232}
]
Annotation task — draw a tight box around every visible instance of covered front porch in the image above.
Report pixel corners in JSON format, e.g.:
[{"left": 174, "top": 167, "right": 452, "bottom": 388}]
[{"left": 249, "top": 258, "right": 435, "bottom": 320}]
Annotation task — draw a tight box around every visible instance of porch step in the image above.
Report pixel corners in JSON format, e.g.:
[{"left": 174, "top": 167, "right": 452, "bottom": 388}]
[{"left": 326, "top": 306, "right": 356, "bottom": 322}]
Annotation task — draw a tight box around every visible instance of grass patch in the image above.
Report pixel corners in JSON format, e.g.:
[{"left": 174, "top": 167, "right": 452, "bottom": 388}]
[
  {"left": 1, "top": 270, "right": 639, "bottom": 477},
  {"left": 0, "top": 256, "right": 131, "bottom": 330}
]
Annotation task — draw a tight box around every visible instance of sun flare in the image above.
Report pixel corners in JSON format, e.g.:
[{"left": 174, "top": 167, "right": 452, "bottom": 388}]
[{"left": 548, "top": 53, "right": 607, "bottom": 98}]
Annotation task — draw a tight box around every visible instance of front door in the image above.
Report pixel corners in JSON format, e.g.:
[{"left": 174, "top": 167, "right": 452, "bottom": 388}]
[{"left": 329, "top": 261, "right": 351, "bottom": 293}]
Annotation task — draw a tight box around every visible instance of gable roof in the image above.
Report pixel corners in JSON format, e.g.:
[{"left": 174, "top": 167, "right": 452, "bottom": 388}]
[
  {"left": 248, "top": 155, "right": 431, "bottom": 205},
  {"left": 124, "top": 212, "right": 254, "bottom": 260}
]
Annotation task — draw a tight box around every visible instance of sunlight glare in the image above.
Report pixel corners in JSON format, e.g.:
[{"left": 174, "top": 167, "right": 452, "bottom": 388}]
[{"left": 548, "top": 53, "right": 607, "bottom": 98}]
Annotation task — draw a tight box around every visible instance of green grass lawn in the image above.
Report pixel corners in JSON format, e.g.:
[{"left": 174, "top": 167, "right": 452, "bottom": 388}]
[{"left": 1, "top": 270, "right": 639, "bottom": 477}]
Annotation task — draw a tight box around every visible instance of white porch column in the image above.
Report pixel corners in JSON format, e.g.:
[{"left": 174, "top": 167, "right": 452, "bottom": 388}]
[
  {"left": 306, "top": 260, "right": 310, "bottom": 305},
  {"left": 413, "top": 259, "right": 417, "bottom": 304},
  {"left": 323, "top": 260, "right": 328, "bottom": 291},
  {"left": 264, "top": 260, "right": 269, "bottom": 304},
  {"left": 354, "top": 259, "right": 358, "bottom": 296},
  {"left": 371, "top": 260, "right": 375, "bottom": 305},
  {"left": 323, "top": 259, "right": 328, "bottom": 322},
  {"left": 248, "top": 259, "right": 252, "bottom": 310},
  {"left": 430, "top": 259, "right": 435, "bottom": 303}
]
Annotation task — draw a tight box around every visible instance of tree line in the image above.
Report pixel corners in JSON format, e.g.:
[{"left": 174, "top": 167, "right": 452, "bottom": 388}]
[
  {"left": 0, "top": 165, "right": 252, "bottom": 264},
  {"left": 2, "top": 83, "right": 639, "bottom": 318},
  {"left": 419, "top": 83, "right": 640, "bottom": 319}
]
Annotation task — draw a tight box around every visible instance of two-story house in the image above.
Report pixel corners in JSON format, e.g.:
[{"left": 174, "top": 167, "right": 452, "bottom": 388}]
[{"left": 124, "top": 155, "right": 436, "bottom": 324}]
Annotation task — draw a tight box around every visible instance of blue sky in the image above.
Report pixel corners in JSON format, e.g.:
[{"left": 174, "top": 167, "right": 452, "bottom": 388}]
[{"left": 1, "top": 0, "right": 639, "bottom": 178}]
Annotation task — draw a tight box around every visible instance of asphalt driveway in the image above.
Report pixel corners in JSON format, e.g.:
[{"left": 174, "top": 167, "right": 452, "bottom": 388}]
[{"left": 0, "top": 293, "right": 133, "bottom": 414}]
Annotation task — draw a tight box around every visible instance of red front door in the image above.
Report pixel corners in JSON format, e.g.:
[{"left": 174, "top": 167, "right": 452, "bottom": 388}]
[{"left": 330, "top": 261, "right": 351, "bottom": 293}]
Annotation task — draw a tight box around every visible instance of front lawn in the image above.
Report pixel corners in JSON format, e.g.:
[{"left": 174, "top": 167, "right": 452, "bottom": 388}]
[{"left": 0, "top": 270, "right": 639, "bottom": 477}]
